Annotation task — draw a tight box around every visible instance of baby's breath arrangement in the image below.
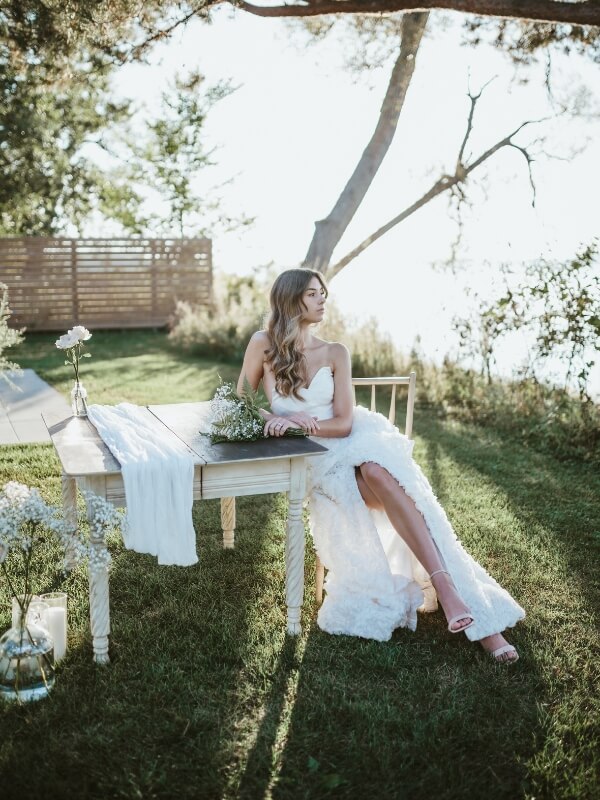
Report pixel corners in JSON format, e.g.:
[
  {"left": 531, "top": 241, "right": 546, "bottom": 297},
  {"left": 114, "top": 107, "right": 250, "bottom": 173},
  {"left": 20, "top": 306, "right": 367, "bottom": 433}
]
[
  {"left": 207, "top": 380, "right": 306, "bottom": 444},
  {"left": 82, "top": 491, "right": 125, "bottom": 573},
  {"left": 0, "top": 482, "right": 123, "bottom": 626}
]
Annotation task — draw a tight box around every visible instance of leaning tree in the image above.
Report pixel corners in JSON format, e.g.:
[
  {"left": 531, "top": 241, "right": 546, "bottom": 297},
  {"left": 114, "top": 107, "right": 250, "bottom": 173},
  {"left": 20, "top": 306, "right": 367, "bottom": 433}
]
[
  {"left": 195, "top": 1, "right": 598, "bottom": 276},
  {"left": 3, "top": 1, "right": 598, "bottom": 252}
]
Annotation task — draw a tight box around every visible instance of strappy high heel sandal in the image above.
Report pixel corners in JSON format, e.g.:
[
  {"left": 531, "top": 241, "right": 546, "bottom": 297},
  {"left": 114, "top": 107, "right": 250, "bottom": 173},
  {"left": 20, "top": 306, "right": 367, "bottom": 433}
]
[
  {"left": 429, "top": 568, "right": 475, "bottom": 633},
  {"left": 489, "top": 644, "right": 519, "bottom": 664}
]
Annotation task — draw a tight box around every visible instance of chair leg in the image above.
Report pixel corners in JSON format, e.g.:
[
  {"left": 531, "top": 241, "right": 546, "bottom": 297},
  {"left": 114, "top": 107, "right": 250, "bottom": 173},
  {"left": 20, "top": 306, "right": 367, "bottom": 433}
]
[
  {"left": 315, "top": 554, "right": 325, "bottom": 604},
  {"left": 221, "top": 496, "right": 236, "bottom": 549}
]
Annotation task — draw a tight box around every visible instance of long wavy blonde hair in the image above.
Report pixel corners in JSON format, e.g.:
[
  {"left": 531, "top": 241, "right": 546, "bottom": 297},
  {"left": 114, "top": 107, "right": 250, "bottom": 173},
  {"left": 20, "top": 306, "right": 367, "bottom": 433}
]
[{"left": 265, "top": 268, "right": 328, "bottom": 399}]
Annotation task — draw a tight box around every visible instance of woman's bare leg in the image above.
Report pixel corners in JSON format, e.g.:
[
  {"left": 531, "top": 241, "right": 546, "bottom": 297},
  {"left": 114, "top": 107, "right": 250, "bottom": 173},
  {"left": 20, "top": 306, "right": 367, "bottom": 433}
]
[
  {"left": 356, "top": 462, "right": 517, "bottom": 660},
  {"left": 356, "top": 462, "right": 472, "bottom": 630}
]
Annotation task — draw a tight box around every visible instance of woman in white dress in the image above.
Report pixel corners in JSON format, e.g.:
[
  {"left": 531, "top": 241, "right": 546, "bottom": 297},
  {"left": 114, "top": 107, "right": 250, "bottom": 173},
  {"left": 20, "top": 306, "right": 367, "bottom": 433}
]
[{"left": 238, "top": 268, "right": 524, "bottom": 663}]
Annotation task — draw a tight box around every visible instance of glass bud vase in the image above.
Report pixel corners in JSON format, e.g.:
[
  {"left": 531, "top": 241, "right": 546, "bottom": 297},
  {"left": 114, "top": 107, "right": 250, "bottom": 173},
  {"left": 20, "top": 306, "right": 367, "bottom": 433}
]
[
  {"left": 71, "top": 381, "right": 88, "bottom": 417},
  {"left": 0, "top": 620, "right": 55, "bottom": 703}
]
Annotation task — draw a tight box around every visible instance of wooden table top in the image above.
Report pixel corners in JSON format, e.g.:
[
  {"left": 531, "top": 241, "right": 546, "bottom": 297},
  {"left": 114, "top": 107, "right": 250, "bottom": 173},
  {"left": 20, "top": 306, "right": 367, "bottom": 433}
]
[{"left": 43, "top": 401, "right": 328, "bottom": 478}]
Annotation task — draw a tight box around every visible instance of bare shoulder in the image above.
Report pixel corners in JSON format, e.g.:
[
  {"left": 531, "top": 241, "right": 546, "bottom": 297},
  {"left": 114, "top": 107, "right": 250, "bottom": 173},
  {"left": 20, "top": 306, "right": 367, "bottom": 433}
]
[
  {"left": 248, "top": 330, "right": 271, "bottom": 352},
  {"left": 309, "top": 335, "right": 349, "bottom": 361},
  {"left": 327, "top": 341, "right": 351, "bottom": 369}
]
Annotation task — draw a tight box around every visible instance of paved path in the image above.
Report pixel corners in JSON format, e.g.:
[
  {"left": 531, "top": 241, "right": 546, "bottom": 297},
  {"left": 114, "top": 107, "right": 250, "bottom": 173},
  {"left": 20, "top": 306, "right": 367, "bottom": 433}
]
[{"left": 0, "top": 370, "right": 71, "bottom": 445}]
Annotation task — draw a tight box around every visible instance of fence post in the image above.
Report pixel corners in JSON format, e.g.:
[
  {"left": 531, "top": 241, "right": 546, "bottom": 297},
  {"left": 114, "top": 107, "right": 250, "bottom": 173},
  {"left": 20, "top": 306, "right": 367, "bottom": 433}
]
[{"left": 71, "top": 239, "right": 79, "bottom": 322}]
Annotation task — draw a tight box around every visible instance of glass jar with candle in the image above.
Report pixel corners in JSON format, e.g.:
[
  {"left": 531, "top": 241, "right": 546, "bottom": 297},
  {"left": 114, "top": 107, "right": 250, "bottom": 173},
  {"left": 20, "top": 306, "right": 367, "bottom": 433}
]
[
  {"left": 11, "top": 594, "right": 41, "bottom": 628},
  {"left": 39, "top": 592, "right": 68, "bottom": 662},
  {"left": 0, "top": 600, "right": 55, "bottom": 703}
]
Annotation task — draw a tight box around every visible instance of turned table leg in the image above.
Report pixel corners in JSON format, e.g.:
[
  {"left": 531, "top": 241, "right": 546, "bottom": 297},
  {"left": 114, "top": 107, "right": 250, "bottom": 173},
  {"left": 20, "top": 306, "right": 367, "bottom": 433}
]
[
  {"left": 61, "top": 473, "right": 79, "bottom": 571},
  {"left": 82, "top": 477, "right": 111, "bottom": 665},
  {"left": 221, "top": 496, "right": 236, "bottom": 549},
  {"left": 286, "top": 459, "right": 306, "bottom": 636}
]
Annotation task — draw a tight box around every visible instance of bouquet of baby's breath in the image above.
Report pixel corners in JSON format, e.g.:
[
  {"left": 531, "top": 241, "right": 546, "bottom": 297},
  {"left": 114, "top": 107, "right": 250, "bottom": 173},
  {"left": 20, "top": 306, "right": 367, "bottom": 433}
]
[
  {"left": 207, "top": 380, "right": 306, "bottom": 444},
  {"left": 0, "top": 482, "right": 120, "bottom": 624}
]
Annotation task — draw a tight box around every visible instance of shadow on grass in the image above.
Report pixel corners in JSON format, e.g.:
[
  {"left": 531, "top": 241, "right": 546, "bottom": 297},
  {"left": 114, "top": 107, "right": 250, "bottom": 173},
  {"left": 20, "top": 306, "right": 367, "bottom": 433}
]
[
  {"left": 231, "top": 414, "right": 600, "bottom": 800},
  {"left": 274, "top": 626, "right": 540, "bottom": 799},
  {"left": 0, "top": 490, "right": 295, "bottom": 800},
  {"left": 416, "top": 414, "right": 600, "bottom": 593},
  {"left": 413, "top": 414, "right": 600, "bottom": 799},
  {"left": 2, "top": 410, "right": 598, "bottom": 798},
  {"left": 230, "top": 607, "right": 541, "bottom": 800}
]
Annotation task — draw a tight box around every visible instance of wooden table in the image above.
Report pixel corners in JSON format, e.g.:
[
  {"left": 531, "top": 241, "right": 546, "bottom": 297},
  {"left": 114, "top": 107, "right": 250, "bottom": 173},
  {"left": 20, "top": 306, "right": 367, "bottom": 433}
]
[{"left": 43, "top": 402, "right": 327, "bottom": 664}]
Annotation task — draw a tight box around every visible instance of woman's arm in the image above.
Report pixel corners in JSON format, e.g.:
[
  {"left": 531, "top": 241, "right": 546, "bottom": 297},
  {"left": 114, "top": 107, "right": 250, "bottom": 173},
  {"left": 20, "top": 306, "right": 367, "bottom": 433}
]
[
  {"left": 237, "top": 331, "right": 268, "bottom": 394},
  {"left": 305, "top": 342, "right": 354, "bottom": 439}
]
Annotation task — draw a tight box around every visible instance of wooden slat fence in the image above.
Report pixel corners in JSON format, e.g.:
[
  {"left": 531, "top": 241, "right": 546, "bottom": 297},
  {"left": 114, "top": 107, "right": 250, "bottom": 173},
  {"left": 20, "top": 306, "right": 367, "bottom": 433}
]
[{"left": 0, "top": 237, "right": 212, "bottom": 330}]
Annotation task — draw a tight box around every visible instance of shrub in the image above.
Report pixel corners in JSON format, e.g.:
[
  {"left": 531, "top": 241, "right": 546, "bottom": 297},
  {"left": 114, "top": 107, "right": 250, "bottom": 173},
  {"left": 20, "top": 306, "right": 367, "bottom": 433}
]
[
  {"left": 410, "top": 351, "right": 600, "bottom": 465},
  {"left": 168, "top": 272, "right": 269, "bottom": 362},
  {"left": 169, "top": 270, "right": 408, "bottom": 376},
  {"left": 0, "top": 283, "right": 23, "bottom": 383},
  {"left": 318, "top": 303, "right": 407, "bottom": 377}
]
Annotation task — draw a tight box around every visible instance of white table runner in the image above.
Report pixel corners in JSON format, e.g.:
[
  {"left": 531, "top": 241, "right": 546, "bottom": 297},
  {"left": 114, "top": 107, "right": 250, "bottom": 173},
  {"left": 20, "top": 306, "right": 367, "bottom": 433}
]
[{"left": 87, "top": 403, "right": 197, "bottom": 566}]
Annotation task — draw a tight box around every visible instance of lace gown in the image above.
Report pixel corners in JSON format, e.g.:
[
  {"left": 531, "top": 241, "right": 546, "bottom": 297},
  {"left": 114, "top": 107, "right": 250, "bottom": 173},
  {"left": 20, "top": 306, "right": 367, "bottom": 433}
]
[{"left": 271, "top": 367, "right": 525, "bottom": 642}]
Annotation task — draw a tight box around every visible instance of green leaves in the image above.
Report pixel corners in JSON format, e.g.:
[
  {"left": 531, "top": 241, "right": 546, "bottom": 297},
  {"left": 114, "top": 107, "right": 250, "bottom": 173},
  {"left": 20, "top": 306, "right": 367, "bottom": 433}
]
[
  {"left": 119, "top": 70, "right": 244, "bottom": 238},
  {"left": 0, "top": 54, "right": 131, "bottom": 235},
  {"left": 208, "top": 378, "right": 306, "bottom": 443},
  {"left": 0, "top": 284, "right": 23, "bottom": 380},
  {"left": 453, "top": 241, "right": 600, "bottom": 400}
]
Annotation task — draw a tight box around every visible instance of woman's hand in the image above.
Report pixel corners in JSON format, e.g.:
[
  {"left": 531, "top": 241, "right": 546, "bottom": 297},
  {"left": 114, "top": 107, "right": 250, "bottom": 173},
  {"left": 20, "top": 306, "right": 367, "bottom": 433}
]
[
  {"left": 264, "top": 412, "right": 320, "bottom": 437},
  {"left": 285, "top": 412, "right": 320, "bottom": 435},
  {"left": 264, "top": 416, "right": 295, "bottom": 438}
]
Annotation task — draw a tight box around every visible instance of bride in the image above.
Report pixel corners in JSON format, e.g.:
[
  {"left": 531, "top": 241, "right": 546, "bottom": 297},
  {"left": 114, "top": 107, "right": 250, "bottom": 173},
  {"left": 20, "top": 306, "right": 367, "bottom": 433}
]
[{"left": 238, "top": 268, "right": 524, "bottom": 663}]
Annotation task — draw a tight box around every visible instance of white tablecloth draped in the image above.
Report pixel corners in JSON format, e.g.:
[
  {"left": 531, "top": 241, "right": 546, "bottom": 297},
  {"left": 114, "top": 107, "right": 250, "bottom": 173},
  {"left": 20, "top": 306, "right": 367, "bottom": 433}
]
[{"left": 87, "top": 403, "right": 197, "bottom": 566}]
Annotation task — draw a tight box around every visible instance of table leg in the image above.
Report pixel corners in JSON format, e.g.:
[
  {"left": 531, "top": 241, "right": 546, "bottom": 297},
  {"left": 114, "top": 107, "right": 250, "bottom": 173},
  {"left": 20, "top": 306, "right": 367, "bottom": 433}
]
[
  {"left": 83, "top": 477, "right": 111, "bottom": 665},
  {"left": 221, "top": 496, "right": 236, "bottom": 549},
  {"left": 61, "top": 473, "right": 79, "bottom": 571},
  {"left": 286, "top": 459, "right": 306, "bottom": 636}
]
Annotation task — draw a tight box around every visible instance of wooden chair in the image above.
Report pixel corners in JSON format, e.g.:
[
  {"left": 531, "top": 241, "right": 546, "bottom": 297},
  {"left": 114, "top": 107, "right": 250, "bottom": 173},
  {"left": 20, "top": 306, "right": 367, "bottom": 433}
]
[{"left": 315, "top": 371, "right": 417, "bottom": 604}]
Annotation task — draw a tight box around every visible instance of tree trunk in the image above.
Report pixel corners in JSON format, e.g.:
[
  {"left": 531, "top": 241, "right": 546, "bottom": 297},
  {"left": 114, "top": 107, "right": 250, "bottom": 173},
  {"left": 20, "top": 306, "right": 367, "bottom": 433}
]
[{"left": 302, "top": 12, "right": 429, "bottom": 275}]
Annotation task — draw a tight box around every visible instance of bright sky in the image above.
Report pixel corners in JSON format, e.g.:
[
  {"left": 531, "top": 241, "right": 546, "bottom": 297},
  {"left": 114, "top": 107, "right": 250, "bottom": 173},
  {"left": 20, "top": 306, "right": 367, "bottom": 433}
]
[{"left": 104, "top": 7, "right": 600, "bottom": 396}]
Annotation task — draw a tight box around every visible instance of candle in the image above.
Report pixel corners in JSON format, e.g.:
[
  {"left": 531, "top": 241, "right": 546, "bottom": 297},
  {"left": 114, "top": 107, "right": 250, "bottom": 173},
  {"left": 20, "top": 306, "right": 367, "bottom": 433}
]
[
  {"left": 45, "top": 606, "right": 67, "bottom": 662},
  {"left": 39, "top": 592, "right": 68, "bottom": 663}
]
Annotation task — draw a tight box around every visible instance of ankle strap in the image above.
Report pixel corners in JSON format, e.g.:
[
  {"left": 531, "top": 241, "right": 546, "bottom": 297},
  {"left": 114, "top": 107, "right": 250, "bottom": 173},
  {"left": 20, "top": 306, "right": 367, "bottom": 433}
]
[{"left": 429, "top": 569, "right": 449, "bottom": 579}]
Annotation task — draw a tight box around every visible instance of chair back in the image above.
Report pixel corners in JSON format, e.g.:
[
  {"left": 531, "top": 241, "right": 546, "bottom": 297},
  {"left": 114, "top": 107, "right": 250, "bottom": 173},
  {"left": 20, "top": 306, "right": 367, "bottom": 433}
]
[{"left": 351, "top": 371, "right": 416, "bottom": 439}]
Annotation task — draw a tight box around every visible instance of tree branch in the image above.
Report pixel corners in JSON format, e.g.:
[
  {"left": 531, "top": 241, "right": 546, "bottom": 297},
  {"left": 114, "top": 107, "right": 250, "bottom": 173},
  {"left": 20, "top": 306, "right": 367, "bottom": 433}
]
[
  {"left": 328, "top": 175, "right": 459, "bottom": 278},
  {"left": 508, "top": 142, "right": 537, "bottom": 205},
  {"left": 328, "top": 97, "right": 550, "bottom": 278},
  {"left": 234, "top": 1, "right": 600, "bottom": 26},
  {"left": 456, "top": 76, "right": 496, "bottom": 169},
  {"left": 303, "top": 12, "right": 429, "bottom": 271},
  {"left": 126, "top": 3, "right": 209, "bottom": 62}
]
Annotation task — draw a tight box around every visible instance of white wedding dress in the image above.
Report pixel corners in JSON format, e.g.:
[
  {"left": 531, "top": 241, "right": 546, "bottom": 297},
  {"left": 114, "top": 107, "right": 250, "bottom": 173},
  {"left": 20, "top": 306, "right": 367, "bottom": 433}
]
[{"left": 271, "top": 367, "right": 525, "bottom": 642}]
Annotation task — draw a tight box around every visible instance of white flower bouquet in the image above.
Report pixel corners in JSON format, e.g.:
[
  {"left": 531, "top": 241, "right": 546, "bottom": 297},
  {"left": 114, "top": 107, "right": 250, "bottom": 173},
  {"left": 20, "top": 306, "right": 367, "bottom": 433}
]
[
  {"left": 207, "top": 381, "right": 306, "bottom": 444},
  {"left": 55, "top": 325, "right": 92, "bottom": 415},
  {"left": 55, "top": 325, "right": 92, "bottom": 386}
]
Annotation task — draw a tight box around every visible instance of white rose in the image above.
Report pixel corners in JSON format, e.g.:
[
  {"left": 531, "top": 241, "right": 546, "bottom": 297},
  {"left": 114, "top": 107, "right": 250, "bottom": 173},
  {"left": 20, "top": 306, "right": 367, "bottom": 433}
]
[
  {"left": 68, "top": 325, "right": 92, "bottom": 342},
  {"left": 55, "top": 332, "right": 79, "bottom": 349}
]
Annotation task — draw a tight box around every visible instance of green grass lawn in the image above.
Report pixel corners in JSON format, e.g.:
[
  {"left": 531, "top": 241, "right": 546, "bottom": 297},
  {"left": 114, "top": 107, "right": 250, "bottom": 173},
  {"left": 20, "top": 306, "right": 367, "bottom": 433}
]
[
  {"left": 0, "top": 332, "right": 598, "bottom": 800},
  {"left": 11, "top": 329, "right": 241, "bottom": 406}
]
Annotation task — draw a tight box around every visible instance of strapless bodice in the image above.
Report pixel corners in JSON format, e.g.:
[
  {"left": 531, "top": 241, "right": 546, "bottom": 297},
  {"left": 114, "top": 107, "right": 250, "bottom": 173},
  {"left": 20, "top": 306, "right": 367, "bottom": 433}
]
[{"left": 270, "top": 366, "right": 334, "bottom": 420}]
